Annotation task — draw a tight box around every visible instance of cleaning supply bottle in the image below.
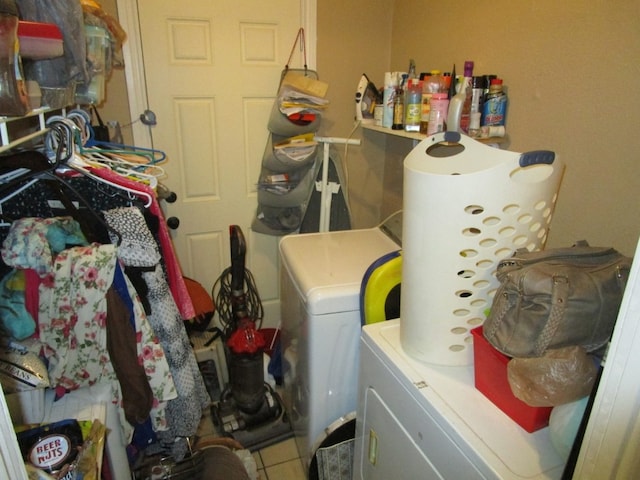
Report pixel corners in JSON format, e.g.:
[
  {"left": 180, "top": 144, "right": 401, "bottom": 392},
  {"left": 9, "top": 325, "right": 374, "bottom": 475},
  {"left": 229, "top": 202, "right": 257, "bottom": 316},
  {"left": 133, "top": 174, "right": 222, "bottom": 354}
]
[
  {"left": 482, "top": 78, "right": 508, "bottom": 126},
  {"left": 468, "top": 76, "right": 486, "bottom": 137},
  {"left": 442, "top": 71, "right": 452, "bottom": 93},
  {"left": 470, "top": 76, "right": 486, "bottom": 119},
  {"left": 407, "top": 58, "right": 417, "bottom": 80},
  {"left": 404, "top": 78, "right": 422, "bottom": 132},
  {"left": 382, "top": 72, "right": 399, "bottom": 128},
  {"left": 391, "top": 83, "right": 404, "bottom": 130},
  {"left": 426, "top": 92, "right": 449, "bottom": 135},
  {"left": 459, "top": 61, "right": 474, "bottom": 133},
  {"left": 419, "top": 70, "right": 445, "bottom": 134}
]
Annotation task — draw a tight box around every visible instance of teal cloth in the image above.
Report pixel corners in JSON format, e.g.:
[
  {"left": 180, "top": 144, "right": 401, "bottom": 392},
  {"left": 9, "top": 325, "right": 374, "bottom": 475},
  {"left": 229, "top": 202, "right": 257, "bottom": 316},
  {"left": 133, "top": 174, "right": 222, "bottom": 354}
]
[{"left": 0, "top": 270, "right": 35, "bottom": 340}]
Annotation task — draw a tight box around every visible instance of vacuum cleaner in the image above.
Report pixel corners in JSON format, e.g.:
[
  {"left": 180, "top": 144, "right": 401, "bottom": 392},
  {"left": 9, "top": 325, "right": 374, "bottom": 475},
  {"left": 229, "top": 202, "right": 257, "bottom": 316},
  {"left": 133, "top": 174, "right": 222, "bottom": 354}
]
[{"left": 211, "top": 225, "right": 292, "bottom": 451}]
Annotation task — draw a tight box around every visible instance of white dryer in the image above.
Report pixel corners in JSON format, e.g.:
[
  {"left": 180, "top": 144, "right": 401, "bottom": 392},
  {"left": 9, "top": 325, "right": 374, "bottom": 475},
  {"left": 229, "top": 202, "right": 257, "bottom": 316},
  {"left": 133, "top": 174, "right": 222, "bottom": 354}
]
[
  {"left": 354, "top": 320, "right": 565, "bottom": 479},
  {"left": 279, "top": 217, "right": 401, "bottom": 476}
]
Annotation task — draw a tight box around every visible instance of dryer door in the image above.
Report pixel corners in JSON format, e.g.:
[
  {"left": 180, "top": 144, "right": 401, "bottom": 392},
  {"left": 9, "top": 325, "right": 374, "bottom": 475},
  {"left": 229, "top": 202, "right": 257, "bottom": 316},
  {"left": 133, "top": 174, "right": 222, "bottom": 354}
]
[{"left": 356, "top": 387, "right": 440, "bottom": 479}]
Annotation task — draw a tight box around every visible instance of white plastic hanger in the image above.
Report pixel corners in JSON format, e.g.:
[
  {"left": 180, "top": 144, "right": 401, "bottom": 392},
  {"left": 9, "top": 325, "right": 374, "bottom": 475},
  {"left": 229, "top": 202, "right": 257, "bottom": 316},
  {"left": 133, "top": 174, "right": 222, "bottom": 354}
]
[
  {"left": 44, "top": 118, "right": 155, "bottom": 208},
  {"left": 66, "top": 153, "right": 154, "bottom": 208}
]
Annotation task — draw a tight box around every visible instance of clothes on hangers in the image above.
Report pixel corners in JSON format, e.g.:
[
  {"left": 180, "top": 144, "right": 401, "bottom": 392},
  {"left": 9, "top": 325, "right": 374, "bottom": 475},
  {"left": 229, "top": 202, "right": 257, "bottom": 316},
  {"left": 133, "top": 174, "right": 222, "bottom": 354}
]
[
  {"left": 0, "top": 113, "right": 202, "bottom": 461},
  {"left": 0, "top": 217, "right": 86, "bottom": 339},
  {"left": 91, "top": 166, "right": 197, "bottom": 321},
  {"left": 103, "top": 206, "right": 210, "bottom": 460},
  {"left": 0, "top": 152, "right": 196, "bottom": 322},
  {"left": 0, "top": 216, "right": 177, "bottom": 445},
  {"left": 109, "top": 256, "right": 178, "bottom": 433}
]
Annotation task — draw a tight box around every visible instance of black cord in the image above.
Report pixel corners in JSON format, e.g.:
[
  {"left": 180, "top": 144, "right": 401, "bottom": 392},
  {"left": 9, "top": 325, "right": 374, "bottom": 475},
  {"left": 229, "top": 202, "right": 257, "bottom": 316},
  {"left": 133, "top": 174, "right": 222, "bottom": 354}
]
[{"left": 212, "top": 266, "right": 264, "bottom": 337}]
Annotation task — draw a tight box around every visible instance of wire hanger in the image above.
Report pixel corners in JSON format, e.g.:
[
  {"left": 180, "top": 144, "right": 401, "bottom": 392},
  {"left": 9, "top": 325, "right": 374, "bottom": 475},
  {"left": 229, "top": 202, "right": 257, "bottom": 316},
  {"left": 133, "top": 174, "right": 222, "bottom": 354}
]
[
  {"left": 79, "top": 148, "right": 165, "bottom": 188},
  {"left": 44, "top": 118, "right": 154, "bottom": 208},
  {"left": 0, "top": 131, "right": 124, "bottom": 245},
  {"left": 66, "top": 153, "right": 154, "bottom": 208},
  {"left": 63, "top": 108, "right": 168, "bottom": 165}
]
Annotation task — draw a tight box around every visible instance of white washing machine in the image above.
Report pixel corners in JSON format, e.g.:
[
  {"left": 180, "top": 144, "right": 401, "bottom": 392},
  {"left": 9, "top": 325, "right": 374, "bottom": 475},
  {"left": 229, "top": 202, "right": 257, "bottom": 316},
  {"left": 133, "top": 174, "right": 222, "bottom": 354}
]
[{"left": 279, "top": 215, "right": 402, "bottom": 476}]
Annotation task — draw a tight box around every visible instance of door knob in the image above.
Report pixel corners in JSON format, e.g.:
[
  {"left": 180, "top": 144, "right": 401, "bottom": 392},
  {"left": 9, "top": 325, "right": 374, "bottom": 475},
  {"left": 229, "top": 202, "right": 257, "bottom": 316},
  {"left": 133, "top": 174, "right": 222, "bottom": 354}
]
[
  {"left": 157, "top": 183, "right": 177, "bottom": 203},
  {"left": 167, "top": 216, "right": 180, "bottom": 229}
]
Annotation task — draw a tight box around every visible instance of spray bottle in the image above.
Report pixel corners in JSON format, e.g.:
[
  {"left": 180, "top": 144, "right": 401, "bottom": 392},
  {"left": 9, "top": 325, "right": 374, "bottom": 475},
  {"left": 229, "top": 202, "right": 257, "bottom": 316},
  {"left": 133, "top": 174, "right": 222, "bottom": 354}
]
[{"left": 382, "top": 72, "right": 398, "bottom": 128}]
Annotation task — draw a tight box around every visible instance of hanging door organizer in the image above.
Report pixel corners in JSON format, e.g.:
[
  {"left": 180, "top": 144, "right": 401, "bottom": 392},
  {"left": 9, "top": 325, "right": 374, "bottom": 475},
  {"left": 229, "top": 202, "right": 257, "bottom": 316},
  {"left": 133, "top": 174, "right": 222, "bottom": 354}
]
[{"left": 252, "top": 29, "right": 328, "bottom": 236}]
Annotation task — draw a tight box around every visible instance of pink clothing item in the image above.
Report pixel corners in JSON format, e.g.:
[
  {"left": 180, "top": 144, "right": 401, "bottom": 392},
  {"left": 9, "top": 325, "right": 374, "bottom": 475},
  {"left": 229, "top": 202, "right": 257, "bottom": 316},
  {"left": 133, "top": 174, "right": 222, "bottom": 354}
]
[
  {"left": 24, "top": 268, "right": 40, "bottom": 331},
  {"left": 88, "top": 166, "right": 196, "bottom": 321}
]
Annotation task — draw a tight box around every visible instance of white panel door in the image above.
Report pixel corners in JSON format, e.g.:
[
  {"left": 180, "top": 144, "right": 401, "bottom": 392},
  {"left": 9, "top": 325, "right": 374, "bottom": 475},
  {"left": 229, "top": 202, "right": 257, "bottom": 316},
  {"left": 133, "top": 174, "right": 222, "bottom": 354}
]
[{"left": 135, "top": 0, "right": 307, "bottom": 326}]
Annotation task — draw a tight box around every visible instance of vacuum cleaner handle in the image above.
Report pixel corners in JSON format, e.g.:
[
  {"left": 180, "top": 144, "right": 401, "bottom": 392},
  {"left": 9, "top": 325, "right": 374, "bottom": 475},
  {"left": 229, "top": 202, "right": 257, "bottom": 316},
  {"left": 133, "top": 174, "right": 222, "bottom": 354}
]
[{"left": 229, "top": 225, "right": 246, "bottom": 293}]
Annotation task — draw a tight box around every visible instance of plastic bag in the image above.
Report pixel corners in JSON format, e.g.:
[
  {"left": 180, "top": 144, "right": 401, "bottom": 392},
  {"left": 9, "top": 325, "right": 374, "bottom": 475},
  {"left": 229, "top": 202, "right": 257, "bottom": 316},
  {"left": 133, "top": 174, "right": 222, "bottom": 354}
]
[
  {"left": 81, "top": 0, "right": 127, "bottom": 66},
  {"left": 0, "top": 0, "right": 29, "bottom": 115},
  {"left": 507, "top": 345, "right": 598, "bottom": 407},
  {"left": 17, "top": 0, "right": 88, "bottom": 86},
  {"left": 549, "top": 396, "right": 589, "bottom": 460}
]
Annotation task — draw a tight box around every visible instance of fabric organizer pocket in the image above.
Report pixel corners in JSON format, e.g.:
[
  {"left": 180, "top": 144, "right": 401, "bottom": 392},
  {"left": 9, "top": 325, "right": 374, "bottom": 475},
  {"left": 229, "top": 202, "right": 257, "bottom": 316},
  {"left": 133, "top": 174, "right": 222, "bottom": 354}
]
[
  {"left": 262, "top": 133, "right": 318, "bottom": 173},
  {"left": 257, "top": 161, "right": 317, "bottom": 208},
  {"left": 252, "top": 204, "right": 304, "bottom": 236},
  {"left": 267, "top": 92, "right": 321, "bottom": 137}
]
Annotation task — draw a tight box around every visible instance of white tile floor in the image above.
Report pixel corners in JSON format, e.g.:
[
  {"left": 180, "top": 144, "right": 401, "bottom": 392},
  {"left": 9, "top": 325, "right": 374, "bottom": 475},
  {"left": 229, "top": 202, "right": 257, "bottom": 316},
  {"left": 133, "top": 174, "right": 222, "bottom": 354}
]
[
  {"left": 255, "top": 436, "right": 306, "bottom": 479},
  {"left": 197, "top": 408, "right": 306, "bottom": 480}
]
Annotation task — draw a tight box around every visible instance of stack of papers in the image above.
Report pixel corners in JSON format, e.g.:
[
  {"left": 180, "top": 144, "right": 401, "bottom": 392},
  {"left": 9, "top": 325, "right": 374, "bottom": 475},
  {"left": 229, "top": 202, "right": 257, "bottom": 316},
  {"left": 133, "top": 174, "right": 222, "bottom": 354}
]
[
  {"left": 277, "top": 73, "right": 329, "bottom": 117},
  {"left": 274, "top": 134, "right": 317, "bottom": 163}
]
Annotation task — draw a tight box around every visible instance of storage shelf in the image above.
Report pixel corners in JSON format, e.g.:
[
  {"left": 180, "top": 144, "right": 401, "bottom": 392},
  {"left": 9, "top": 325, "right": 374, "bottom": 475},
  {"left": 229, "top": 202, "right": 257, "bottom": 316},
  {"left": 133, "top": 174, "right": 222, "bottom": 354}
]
[
  {"left": 0, "top": 107, "right": 66, "bottom": 154},
  {"left": 361, "top": 122, "right": 507, "bottom": 144}
]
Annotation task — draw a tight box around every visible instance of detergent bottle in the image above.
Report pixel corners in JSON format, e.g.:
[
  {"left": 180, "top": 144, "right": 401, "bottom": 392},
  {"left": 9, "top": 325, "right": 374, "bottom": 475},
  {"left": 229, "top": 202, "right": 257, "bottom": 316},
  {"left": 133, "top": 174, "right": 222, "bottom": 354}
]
[{"left": 482, "top": 78, "right": 508, "bottom": 126}]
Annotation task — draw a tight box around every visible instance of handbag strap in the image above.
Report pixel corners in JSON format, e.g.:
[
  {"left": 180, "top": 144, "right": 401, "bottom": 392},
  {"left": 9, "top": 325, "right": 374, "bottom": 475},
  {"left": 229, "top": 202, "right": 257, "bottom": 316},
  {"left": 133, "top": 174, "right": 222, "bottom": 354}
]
[
  {"left": 285, "top": 27, "right": 307, "bottom": 72},
  {"left": 484, "top": 290, "right": 511, "bottom": 342},
  {"left": 533, "top": 275, "right": 569, "bottom": 355},
  {"left": 92, "top": 104, "right": 105, "bottom": 127},
  {"left": 485, "top": 275, "right": 569, "bottom": 356}
]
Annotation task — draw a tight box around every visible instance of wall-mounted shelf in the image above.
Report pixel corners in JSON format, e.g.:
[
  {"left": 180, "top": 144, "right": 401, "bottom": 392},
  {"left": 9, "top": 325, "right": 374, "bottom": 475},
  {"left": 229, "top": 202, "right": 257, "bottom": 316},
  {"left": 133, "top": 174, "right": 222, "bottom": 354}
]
[
  {"left": 361, "top": 123, "right": 507, "bottom": 145},
  {"left": 0, "top": 107, "right": 66, "bottom": 154}
]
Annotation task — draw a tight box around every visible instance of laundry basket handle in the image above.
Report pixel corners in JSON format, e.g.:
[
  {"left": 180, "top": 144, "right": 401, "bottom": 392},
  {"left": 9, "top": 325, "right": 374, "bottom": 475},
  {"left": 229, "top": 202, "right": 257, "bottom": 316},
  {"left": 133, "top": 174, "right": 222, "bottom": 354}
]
[
  {"left": 519, "top": 150, "right": 555, "bottom": 167},
  {"left": 444, "top": 131, "right": 461, "bottom": 143}
]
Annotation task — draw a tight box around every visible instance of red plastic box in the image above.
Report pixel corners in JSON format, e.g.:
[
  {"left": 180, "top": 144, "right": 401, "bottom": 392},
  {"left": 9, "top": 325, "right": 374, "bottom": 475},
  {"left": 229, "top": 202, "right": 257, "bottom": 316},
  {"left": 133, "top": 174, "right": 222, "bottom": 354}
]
[
  {"left": 18, "top": 21, "right": 63, "bottom": 60},
  {"left": 471, "top": 326, "right": 552, "bottom": 433}
]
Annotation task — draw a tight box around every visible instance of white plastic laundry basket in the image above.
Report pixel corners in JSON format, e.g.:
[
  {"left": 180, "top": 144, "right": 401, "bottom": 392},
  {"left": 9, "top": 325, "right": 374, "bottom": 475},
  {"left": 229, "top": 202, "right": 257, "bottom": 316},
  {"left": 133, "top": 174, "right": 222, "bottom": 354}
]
[{"left": 400, "top": 131, "right": 565, "bottom": 366}]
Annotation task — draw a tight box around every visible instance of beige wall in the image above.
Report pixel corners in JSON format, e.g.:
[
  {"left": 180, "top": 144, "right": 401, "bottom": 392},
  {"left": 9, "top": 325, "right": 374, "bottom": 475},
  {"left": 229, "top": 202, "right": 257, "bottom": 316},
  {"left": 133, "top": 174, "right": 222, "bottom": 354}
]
[
  {"left": 106, "top": 1, "right": 639, "bottom": 256},
  {"left": 317, "top": 0, "right": 640, "bottom": 257},
  {"left": 96, "top": 0, "right": 133, "bottom": 146},
  {"left": 316, "top": 0, "right": 394, "bottom": 227}
]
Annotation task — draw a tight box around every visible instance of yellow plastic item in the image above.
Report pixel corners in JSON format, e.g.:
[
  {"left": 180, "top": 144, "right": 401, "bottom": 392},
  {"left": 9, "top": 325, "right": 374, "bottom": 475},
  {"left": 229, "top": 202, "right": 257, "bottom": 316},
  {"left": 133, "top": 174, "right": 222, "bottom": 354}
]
[{"left": 360, "top": 250, "right": 402, "bottom": 325}]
